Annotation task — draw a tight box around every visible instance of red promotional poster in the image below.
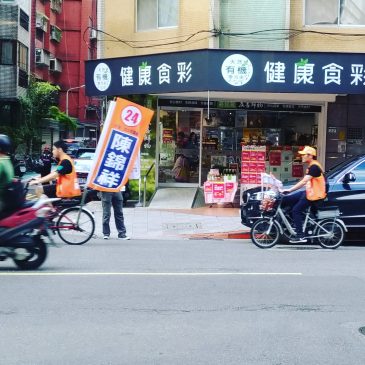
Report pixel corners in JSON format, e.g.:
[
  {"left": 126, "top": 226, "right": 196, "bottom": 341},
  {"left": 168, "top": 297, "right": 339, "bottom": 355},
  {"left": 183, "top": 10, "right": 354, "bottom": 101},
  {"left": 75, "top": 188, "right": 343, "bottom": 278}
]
[
  {"left": 256, "top": 151, "right": 266, "bottom": 161},
  {"left": 241, "top": 162, "right": 249, "bottom": 172},
  {"left": 162, "top": 128, "right": 174, "bottom": 144},
  {"left": 241, "top": 174, "right": 249, "bottom": 184},
  {"left": 225, "top": 182, "right": 235, "bottom": 193},
  {"left": 249, "top": 173, "right": 257, "bottom": 184},
  {"left": 257, "top": 162, "right": 266, "bottom": 172},
  {"left": 250, "top": 150, "right": 257, "bottom": 161},
  {"left": 292, "top": 163, "right": 304, "bottom": 177},
  {"left": 241, "top": 151, "right": 250, "bottom": 161},
  {"left": 269, "top": 151, "right": 281, "bottom": 166},
  {"left": 204, "top": 182, "right": 213, "bottom": 193},
  {"left": 249, "top": 162, "right": 257, "bottom": 173},
  {"left": 213, "top": 183, "right": 225, "bottom": 199}
]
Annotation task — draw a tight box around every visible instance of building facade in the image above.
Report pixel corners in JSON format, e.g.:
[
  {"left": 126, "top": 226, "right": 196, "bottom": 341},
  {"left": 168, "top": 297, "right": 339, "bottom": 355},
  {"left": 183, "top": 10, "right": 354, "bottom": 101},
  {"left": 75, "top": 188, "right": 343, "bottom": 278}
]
[
  {"left": 290, "top": 0, "right": 365, "bottom": 168},
  {"left": 92, "top": 0, "right": 365, "bottom": 195},
  {"left": 0, "top": 0, "right": 31, "bottom": 130},
  {"left": 32, "top": 0, "right": 99, "bottom": 145}
]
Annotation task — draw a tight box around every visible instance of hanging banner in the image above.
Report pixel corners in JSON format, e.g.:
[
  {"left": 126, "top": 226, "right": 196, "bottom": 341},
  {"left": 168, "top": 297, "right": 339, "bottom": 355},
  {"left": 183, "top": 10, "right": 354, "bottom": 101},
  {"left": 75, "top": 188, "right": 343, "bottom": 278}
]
[{"left": 87, "top": 98, "right": 154, "bottom": 192}]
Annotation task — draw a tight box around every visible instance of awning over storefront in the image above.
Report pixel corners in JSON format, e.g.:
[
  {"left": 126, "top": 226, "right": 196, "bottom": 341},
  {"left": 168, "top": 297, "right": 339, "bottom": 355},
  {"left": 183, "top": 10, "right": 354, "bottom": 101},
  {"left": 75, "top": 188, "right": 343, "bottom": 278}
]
[{"left": 85, "top": 49, "right": 365, "bottom": 97}]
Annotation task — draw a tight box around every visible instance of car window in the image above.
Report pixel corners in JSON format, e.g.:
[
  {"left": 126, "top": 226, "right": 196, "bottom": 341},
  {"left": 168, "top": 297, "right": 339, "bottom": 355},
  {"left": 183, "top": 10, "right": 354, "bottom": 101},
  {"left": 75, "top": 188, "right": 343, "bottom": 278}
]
[
  {"left": 77, "top": 152, "right": 95, "bottom": 159},
  {"left": 326, "top": 156, "right": 361, "bottom": 179},
  {"left": 350, "top": 161, "right": 365, "bottom": 183}
]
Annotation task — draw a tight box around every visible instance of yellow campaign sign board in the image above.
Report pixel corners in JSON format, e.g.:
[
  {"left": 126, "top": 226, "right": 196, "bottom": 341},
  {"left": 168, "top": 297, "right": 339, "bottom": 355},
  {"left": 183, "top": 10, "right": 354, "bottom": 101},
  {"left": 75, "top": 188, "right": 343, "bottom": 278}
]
[{"left": 87, "top": 98, "right": 154, "bottom": 192}]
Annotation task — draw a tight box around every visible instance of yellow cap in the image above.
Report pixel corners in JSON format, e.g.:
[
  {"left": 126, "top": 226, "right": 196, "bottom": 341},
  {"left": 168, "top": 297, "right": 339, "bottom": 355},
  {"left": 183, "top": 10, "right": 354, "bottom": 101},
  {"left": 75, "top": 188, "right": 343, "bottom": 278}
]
[{"left": 298, "top": 146, "right": 317, "bottom": 156}]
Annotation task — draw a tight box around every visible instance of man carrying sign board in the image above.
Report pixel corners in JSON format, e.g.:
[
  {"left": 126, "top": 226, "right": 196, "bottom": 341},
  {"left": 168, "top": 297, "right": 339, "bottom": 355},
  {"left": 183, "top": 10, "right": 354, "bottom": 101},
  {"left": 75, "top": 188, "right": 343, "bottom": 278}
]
[{"left": 87, "top": 98, "right": 154, "bottom": 240}]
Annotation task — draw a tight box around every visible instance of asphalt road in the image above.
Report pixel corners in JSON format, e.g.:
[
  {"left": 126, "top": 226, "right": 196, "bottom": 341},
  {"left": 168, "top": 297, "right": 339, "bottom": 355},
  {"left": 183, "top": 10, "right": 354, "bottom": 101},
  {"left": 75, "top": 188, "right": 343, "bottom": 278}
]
[{"left": 1, "top": 239, "right": 365, "bottom": 365}]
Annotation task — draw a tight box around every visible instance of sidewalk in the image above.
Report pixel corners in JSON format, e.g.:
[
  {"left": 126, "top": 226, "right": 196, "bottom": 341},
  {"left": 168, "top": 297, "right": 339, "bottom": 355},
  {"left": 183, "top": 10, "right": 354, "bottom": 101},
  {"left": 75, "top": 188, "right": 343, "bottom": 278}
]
[{"left": 86, "top": 201, "right": 250, "bottom": 240}]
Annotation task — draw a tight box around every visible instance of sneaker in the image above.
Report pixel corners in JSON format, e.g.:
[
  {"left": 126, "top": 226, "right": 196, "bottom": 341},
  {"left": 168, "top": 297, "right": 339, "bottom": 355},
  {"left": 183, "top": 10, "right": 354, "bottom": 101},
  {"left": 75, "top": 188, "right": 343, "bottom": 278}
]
[
  {"left": 103, "top": 235, "right": 109, "bottom": 240},
  {"left": 289, "top": 236, "right": 307, "bottom": 243},
  {"left": 118, "top": 234, "right": 130, "bottom": 240}
]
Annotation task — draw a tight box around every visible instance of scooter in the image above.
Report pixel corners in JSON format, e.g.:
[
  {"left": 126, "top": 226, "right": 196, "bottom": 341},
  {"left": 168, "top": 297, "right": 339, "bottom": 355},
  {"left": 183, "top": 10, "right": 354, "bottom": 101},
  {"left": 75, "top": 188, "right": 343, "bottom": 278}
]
[
  {"left": 0, "top": 195, "right": 59, "bottom": 270},
  {"left": 11, "top": 155, "right": 26, "bottom": 178}
]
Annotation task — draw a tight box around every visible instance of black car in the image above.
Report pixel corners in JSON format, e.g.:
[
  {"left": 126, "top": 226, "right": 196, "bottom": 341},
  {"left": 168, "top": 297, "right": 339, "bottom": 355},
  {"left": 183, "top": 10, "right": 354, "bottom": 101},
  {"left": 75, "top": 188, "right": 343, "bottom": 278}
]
[{"left": 241, "top": 155, "right": 365, "bottom": 241}]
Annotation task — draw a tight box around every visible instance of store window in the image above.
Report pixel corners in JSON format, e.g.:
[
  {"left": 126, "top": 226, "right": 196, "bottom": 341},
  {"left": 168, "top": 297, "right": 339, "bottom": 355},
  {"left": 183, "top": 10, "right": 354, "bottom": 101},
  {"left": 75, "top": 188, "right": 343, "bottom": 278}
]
[
  {"left": 19, "top": 9, "right": 29, "bottom": 31},
  {"left": 137, "top": 0, "right": 179, "bottom": 31},
  {"left": 159, "top": 109, "right": 200, "bottom": 185},
  {"left": 201, "top": 109, "right": 318, "bottom": 187},
  {"left": 0, "top": 40, "right": 15, "bottom": 65},
  {"left": 201, "top": 109, "right": 243, "bottom": 182},
  {"left": 305, "top": 0, "right": 365, "bottom": 26},
  {"left": 18, "top": 42, "right": 28, "bottom": 71}
]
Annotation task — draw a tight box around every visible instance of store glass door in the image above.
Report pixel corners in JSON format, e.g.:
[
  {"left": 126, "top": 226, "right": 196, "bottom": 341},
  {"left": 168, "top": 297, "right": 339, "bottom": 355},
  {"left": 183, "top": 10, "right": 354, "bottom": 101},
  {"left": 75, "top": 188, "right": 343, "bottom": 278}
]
[{"left": 158, "top": 108, "right": 201, "bottom": 186}]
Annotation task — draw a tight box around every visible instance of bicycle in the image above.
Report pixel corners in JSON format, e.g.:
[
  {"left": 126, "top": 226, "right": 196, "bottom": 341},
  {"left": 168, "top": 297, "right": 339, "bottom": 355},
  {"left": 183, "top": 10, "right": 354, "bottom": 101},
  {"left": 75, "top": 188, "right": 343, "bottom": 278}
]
[
  {"left": 47, "top": 196, "right": 96, "bottom": 245},
  {"left": 27, "top": 181, "right": 96, "bottom": 245},
  {"left": 250, "top": 192, "right": 347, "bottom": 249}
]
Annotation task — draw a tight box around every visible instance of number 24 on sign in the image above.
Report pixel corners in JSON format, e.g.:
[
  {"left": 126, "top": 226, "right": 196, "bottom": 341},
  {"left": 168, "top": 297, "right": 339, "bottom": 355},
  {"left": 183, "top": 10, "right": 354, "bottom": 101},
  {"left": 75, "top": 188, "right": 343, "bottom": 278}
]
[{"left": 122, "top": 106, "right": 142, "bottom": 127}]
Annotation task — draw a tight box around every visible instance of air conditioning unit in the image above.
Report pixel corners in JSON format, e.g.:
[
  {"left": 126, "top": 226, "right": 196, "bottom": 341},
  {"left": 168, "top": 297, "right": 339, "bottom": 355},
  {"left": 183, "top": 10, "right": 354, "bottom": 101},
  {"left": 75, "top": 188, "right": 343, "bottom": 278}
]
[
  {"left": 35, "top": 48, "right": 50, "bottom": 67},
  {"left": 90, "top": 29, "right": 97, "bottom": 40},
  {"left": 49, "top": 58, "right": 62, "bottom": 72},
  {"left": 50, "top": 25, "right": 62, "bottom": 42},
  {"left": 36, "top": 13, "right": 48, "bottom": 32}
]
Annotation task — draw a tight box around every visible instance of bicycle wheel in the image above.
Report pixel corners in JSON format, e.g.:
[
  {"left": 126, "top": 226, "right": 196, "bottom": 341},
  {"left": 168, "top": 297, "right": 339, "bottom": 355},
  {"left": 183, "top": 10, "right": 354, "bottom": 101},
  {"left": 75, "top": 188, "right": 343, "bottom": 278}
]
[
  {"left": 56, "top": 207, "right": 95, "bottom": 245},
  {"left": 315, "top": 220, "right": 344, "bottom": 249},
  {"left": 251, "top": 218, "right": 280, "bottom": 249}
]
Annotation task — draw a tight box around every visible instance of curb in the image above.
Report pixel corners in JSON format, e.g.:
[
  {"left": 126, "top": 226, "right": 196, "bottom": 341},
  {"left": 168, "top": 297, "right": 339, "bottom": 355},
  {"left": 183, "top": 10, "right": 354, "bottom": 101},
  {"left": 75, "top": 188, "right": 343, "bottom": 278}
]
[{"left": 182, "top": 230, "right": 251, "bottom": 240}]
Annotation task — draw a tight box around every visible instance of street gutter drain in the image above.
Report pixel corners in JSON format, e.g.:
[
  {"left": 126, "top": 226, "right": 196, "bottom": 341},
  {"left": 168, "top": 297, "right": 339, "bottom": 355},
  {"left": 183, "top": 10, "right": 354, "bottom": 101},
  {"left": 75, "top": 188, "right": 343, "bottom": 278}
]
[{"left": 359, "top": 327, "right": 365, "bottom": 336}]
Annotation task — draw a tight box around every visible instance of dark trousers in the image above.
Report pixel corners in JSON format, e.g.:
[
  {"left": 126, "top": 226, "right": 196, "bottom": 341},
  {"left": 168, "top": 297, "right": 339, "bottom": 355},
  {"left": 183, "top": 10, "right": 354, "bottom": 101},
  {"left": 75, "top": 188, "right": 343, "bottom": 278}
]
[
  {"left": 101, "top": 192, "right": 126, "bottom": 236},
  {"left": 282, "top": 191, "right": 311, "bottom": 238}
]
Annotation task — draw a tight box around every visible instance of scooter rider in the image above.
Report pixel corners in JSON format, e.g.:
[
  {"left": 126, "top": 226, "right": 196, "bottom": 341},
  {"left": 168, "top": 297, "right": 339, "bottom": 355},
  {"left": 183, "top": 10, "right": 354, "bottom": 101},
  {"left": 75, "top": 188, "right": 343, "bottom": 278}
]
[
  {"left": 0, "top": 135, "right": 14, "bottom": 214},
  {"left": 40, "top": 145, "right": 52, "bottom": 179},
  {"left": 281, "top": 146, "right": 327, "bottom": 243}
]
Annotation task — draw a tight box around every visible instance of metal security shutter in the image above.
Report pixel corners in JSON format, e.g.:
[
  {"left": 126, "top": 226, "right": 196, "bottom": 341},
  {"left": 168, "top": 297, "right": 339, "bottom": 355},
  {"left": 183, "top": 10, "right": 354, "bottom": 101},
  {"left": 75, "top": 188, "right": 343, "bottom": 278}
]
[{"left": 220, "top": 0, "right": 288, "bottom": 51}]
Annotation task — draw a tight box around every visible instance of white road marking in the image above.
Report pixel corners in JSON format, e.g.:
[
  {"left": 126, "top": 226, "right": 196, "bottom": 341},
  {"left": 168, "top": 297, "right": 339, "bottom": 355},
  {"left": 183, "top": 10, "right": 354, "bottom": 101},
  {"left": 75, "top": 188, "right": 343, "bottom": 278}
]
[{"left": 0, "top": 272, "right": 303, "bottom": 277}]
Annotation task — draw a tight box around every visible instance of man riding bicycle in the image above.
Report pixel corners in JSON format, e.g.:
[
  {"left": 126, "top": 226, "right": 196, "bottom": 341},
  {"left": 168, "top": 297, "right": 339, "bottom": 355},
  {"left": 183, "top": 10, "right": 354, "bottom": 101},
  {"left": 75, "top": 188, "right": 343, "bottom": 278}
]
[
  {"left": 29, "top": 140, "right": 81, "bottom": 198},
  {"left": 281, "top": 146, "right": 326, "bottom": 243}
]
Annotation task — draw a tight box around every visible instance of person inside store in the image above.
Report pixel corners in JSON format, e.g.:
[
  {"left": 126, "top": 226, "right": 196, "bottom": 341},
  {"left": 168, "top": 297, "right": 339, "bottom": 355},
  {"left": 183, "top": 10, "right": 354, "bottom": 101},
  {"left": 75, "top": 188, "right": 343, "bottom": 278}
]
[
  {"left": 172, "top": 153, "right": 190, "bottom": 182},
  {"left": 186, "top": 132, "right": 198, "bottom": 149},
  {"left": 280, "top": 146, "right": 326, "bottom": 243},
  {"left": 176, "top": 131, "right": 188, "bottom": 148},
  {"left": 40, "top": 145, "right": 53, "bottom": 179},
  {"left": 29, "top": 140, "right": 81, "bottom": 199}
]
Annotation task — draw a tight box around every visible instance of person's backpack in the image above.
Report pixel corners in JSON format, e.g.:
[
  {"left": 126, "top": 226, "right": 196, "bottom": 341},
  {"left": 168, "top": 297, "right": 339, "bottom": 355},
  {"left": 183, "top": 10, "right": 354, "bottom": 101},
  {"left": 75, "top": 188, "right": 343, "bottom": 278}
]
[{"left": 3, "top": 179, "right": 25, "bottom": 213}]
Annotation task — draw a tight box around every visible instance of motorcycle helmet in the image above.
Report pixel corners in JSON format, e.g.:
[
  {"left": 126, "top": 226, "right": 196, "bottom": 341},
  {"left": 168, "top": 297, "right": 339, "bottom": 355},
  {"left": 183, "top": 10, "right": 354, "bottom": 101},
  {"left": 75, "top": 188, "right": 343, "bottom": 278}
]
[{"left": 0, "top": 134, "right": 11, "bottom": 154}]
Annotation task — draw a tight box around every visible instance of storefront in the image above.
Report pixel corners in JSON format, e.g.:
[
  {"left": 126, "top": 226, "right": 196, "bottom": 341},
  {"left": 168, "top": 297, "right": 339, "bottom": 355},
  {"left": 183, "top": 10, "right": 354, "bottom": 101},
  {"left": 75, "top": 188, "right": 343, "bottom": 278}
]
[
  {"left": 85, "top": 48, "right": 365, "bottom": 200},
  {"left": 156, "top": 98, "right": 322, "bottom": 189}
]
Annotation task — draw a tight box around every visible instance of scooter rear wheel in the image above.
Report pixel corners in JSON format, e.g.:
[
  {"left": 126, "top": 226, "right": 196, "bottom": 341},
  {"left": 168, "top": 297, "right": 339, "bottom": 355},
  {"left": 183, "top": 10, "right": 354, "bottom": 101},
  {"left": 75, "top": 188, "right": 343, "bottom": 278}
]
[{"left": 13, "top": 236, "right": 48, "bottom": 270}]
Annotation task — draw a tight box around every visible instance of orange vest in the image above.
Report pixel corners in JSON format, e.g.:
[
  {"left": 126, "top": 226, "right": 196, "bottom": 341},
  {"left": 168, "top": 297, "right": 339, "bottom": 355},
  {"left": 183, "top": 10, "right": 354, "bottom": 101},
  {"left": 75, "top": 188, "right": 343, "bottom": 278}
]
[
  {"left": 56, "top": 155, "right": 81, "bottom": 198},
  {"left": 305, "top": 160, "right": 326, "bottom": 201}
]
